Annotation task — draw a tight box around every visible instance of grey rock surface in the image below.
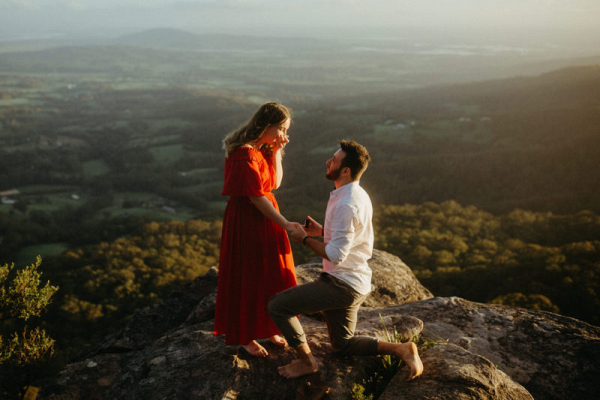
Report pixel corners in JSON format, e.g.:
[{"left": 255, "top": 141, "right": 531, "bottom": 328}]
[
  {"left": 41, "top": 250, "right": 600, "bottom": 400},
  {"left": 361, "top": 297, "right": 600, "bottom": 400},
  {"left": 380, "top": 344, "right": 534, "bottom": 400}
]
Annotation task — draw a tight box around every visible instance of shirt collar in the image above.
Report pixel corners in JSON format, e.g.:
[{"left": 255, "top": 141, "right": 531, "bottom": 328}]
[{"left": 330, "top": 180, "right": 359, "bottom": 197}]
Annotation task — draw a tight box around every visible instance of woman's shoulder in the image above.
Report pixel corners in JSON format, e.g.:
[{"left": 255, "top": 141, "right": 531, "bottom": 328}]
[{"left": 228, "top": 146, "right": 260, "bottom": 160}]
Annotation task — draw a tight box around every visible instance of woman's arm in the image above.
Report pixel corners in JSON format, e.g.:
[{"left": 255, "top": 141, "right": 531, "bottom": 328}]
[
  {"left": 272, "top": 150, "right": 283, "bottom": 189},
  {"left": 249, "top": 195, "right": 293, "bottom": 231},
  {"left": 267, "top": 131, "right": 288, "bottom": 190}
]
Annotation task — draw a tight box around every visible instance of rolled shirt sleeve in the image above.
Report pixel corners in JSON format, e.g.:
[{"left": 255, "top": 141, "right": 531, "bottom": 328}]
[{"left": 325, "top": 204, "right": 356, "bottom": 265}]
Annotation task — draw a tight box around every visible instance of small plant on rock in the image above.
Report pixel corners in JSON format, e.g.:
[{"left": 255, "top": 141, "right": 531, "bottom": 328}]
[{"left": 351, "top": 314, "right": 442, "bottom": 400}]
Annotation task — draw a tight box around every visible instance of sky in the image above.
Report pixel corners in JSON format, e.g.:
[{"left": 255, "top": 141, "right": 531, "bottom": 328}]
[{"left": 1, "top": 0, "right": 600, "bottom": 51}]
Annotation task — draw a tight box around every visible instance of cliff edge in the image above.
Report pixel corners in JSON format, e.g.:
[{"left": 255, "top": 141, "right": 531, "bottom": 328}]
[{"left": 41, "top": 250, "right": 600, "bottom": 399}]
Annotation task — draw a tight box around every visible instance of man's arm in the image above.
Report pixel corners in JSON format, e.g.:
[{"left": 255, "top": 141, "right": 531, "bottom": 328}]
[
  {"left": 322, "top": 205, "right": 355, "bottom": 265},
  {"left": 289, "top": 224, "right": 330, "bottom": 261},
  {"left": 303, "top": 236, "right": 330, "bottom": 261},
  {"left": 290, "top": 206, "right": 356, "bottom": 264}
]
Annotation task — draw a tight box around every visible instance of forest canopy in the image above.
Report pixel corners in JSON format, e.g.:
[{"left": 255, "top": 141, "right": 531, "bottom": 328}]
[{"left": 374, "top": 201, "right": 600, "bottom": 325}]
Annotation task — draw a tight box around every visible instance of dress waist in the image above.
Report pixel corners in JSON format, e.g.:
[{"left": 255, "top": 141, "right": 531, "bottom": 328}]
[{"left": 227, "top": 192, "right": 275, "bottom": 203}]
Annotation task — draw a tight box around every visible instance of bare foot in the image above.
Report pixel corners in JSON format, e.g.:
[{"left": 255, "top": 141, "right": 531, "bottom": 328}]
[
  {"left": 269, "top": 335, "right": 288, "bottom": 347},
  {"left": 277, "top": 358, "right": 318, "bottom": 379},
  {"left": 242, "top": 340, "right": 268, "bottom": 357},
  {"left": 398, "top": 342, "right": 423, "bottom": 381}
]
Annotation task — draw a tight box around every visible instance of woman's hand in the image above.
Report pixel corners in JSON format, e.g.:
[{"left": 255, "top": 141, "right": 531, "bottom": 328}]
[
  {"left": 261, "top": 132, "right": 288, "bottom": 156},
  {"left": 261, "top": 143, "right": 273, "bottom": 158},
  {"left": 285, "top": 221, "right": 301, "bottom": 233},
  {"left": 273, "top": 133, "right": 289, "bottom": 152},
  {"left": 287, "top": 222, "right": 307, "bottom": 242}
]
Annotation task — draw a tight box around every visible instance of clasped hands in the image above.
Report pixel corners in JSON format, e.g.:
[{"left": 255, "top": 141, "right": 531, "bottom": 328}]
[
  {"left": 286, "top": 216, "right": 322, "bottom": 242},
  {"left": 262, "top": 134, "right": 289, "bottom": 156}
]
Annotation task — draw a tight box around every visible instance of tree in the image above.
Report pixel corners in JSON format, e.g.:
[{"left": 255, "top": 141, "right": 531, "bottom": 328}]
[
  {"left": 1, "top": 256, "right": 58, "bottom": 399},
  {"left": 490, "top": 293, "right": 560, "bottom": 313}
]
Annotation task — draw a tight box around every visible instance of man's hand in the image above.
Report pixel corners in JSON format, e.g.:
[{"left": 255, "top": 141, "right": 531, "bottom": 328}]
[
  {"left": 289, "top": 222, "right": 307, "bottom": 242},
  {"left": 304, "top": 216, "right": 323, "bottom": 237}
]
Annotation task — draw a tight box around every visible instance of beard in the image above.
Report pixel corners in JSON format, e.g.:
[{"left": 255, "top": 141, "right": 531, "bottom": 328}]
[{"left": 326, "top": 165, "right": 341, "bottom": 181}]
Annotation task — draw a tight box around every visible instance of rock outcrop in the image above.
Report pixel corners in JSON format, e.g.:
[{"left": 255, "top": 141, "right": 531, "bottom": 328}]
[
  {"left": 41, "top": 250, "right": 600, "bottom": 400},
  {"left": 296, "top": 249, "right": 434, "bottom": 308},
  {"left": 380, "top": 344, "right": 534, "bottom": 400},
  {"left": 363, "top": 298, "right": 600, "bottom": 400}
]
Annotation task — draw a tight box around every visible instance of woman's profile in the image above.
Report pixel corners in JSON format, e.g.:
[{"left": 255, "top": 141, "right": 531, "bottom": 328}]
[{"left": 213, "top": 102, "right": 297, "bottom": 357}]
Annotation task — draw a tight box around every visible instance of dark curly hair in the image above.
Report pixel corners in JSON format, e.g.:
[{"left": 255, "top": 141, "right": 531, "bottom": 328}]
[{"left": 339, "top": 139, "right": 371, "bottom": 181}]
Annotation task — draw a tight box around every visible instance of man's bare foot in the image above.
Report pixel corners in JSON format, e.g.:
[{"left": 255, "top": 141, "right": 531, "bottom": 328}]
[
  {"left": 269, "top": 335, "right": 288, "bottom": 347},
  {"left": 242, "top": 340, "right": 268, "bottom": 357},
  {"left": 397, "top": 342, "right": 423, "bottom": 380},
  {"left": 277, "top": 358, "right": 319, "bottom": 379}
]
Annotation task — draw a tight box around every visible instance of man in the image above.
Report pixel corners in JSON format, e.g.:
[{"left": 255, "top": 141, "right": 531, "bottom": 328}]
[{"left": 268, "top": 140, "right": 423, "bottom": 380}]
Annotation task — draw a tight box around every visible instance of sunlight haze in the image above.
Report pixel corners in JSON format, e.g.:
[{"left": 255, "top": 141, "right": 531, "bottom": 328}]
[{"left": 1, "top": 0, "right": 600, "bottom": 53}]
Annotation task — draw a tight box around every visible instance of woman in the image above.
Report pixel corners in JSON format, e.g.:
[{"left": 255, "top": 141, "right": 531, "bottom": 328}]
[{"left": 213, "top": 102, "right": 297, "bottom": 357}]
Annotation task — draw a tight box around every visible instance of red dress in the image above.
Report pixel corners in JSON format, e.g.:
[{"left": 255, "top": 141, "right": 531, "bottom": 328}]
[{"left": 214, "top": 146, "right": 297, "bottom": 345}]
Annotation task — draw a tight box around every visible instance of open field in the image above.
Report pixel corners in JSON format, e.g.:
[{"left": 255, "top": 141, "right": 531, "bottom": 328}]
[
  {"left": 16, "top": 242, "right": 70, "bottom": 268},
  {"left": 82, "top": 159, "right": 111, "bottom": 176},
  {"left": 148, "top": 144, "right": 185, "bottom": 162}
]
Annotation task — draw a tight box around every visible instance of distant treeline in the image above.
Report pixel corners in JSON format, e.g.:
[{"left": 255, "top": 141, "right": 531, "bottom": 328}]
[
  {"left": 40, "top": 219, "right": 221, "bottom": 360},
  {"left": 374, "top": 201, "right": 600, "bottom": 325}
]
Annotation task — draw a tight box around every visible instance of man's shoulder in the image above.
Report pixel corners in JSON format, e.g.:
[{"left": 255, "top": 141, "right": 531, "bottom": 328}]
[
  {"left": 337, "top": 189, "right": 371, "bottom": 213},
  {"left": 349, "top": 184, "right": 372, "bottom": 205},
  {"left": 330, "top": 182, "right": 371, "bottom": 209}
]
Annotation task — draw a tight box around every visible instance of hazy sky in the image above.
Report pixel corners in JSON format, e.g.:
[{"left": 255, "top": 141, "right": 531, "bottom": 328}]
[{"left": 1, "top": 0, "right": 600, "bottom": 48}]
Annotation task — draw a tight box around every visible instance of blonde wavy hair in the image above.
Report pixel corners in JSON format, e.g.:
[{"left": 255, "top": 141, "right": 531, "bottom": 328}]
[{"left": 223, "top": 102, "right": 292, "bottom": 157}]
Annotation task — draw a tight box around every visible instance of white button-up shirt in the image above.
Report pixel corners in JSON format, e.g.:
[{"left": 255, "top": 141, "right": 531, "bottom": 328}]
[{"left": 323, "top": 181, "right": 374, "bottom": 295}]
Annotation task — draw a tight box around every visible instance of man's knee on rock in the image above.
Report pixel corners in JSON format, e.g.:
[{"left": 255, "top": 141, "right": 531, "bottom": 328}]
[{"left": 330, "top": 339, "right": 352, "bottom": 356}]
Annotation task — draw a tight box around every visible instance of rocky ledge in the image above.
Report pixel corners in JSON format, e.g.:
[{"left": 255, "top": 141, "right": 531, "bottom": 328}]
[{"left": 41, "top": 250, "right": 600, "bottom": 400}]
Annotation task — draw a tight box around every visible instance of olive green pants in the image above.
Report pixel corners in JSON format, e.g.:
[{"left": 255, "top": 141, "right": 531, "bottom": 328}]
[{"left": 268, "top": 273, "right": 379, "bottom": 356}]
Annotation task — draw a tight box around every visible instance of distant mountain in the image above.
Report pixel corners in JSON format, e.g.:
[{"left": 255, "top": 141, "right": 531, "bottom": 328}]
[
  {"left": 441, "top": 65, "right": 600, "bottom": 112},
  {"left": 114, "top": 28, "right": 203, "bottom": 49},
  {"left": 113, "top": 28, "right": 330, "bottom": 51},
  {"left": 362, "top": 64, "right": 600, "bottom": 115}
]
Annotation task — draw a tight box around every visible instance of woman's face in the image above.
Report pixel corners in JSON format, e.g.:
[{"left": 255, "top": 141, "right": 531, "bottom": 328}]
[{"left": 260, "top": 118, "right": 290, "bottom": 147}]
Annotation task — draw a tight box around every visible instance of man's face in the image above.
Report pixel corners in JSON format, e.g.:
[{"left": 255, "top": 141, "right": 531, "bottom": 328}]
[{"left": 326, "top": 149, "right": 346, "bottom": 181}]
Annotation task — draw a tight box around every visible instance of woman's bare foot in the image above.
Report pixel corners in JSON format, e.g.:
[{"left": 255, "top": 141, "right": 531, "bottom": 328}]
[
  {"left": 277, "top": 358, "right": 318, "bottom": 378},
  {"left": 269, "top": 335, "right": 288, "bottom": 347},
  {"left": 398, "top": 342, "right": 424, "bottom": 380},
  {"left": 242, "top": 340, "right": 268, "bottom": 357}
]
